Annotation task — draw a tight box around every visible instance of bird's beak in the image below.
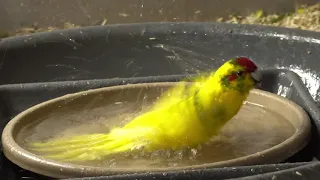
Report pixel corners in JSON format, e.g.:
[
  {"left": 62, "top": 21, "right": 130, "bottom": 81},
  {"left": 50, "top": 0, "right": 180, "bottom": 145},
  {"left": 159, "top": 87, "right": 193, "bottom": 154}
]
[{"left": 250, "top": 71, "right": 262, "bottom": 86}]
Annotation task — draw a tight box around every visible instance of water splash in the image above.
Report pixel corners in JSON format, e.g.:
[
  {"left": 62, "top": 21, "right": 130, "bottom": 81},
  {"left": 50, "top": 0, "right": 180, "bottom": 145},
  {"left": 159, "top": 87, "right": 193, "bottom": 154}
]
[
  {"left": 276, "top": 64, "right": 320, "bottom": 102},
  {"left": 277, "top": 84, "right": 293, "bottom": 98}
]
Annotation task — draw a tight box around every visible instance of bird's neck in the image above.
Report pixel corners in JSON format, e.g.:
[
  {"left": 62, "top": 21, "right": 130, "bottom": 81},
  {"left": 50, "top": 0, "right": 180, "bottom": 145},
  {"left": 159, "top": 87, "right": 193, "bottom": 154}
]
[{"left": 195, "top": 73, "right": 248, "bottom": 129}]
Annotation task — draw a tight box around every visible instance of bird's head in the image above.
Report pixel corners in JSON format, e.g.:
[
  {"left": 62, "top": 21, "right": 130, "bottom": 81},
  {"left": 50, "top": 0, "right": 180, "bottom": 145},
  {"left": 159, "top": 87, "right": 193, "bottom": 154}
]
[{"left": 215, "top": 57, "right": 261, "bottom": 94}]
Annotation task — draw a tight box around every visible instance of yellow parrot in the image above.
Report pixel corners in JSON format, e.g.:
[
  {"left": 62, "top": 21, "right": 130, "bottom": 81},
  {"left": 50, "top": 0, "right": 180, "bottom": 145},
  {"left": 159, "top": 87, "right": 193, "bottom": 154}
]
[{"left": 29, "top": 57, "right": 261, "bottom": 162}]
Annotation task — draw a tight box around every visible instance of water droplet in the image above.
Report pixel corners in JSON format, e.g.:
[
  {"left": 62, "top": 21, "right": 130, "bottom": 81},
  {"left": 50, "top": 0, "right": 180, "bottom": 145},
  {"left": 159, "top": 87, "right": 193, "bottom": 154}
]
[
  {"left": 140, "top": 28, "right": 146, "bottom": 36},
  {"left": 295, "top": 171, "right": 302, "bottom": 176},
  {"left": 278, "top": 65, "right": 320, "bottom": 101},
  {"left": 191, "top": 148, "right": 198, "bottom": 156}
]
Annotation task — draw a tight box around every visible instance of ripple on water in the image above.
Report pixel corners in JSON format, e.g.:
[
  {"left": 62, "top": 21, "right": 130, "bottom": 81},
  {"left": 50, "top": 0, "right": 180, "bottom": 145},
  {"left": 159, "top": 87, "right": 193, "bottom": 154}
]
[{"left": 18, "top": 100, "right": 295, "bottom": 169}]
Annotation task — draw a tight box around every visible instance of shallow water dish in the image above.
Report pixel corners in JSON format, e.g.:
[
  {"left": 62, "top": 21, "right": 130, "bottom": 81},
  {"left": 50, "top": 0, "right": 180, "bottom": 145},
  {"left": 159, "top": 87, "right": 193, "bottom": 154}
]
[{"left": 1, "top": 82, "right": 311, "bottom": 178}]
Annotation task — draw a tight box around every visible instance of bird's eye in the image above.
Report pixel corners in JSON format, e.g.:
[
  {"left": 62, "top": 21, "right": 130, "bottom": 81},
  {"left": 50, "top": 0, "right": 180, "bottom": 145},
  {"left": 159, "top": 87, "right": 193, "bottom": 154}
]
[{"left": 237, "top": 71, "right": 244, "bottom": 76}]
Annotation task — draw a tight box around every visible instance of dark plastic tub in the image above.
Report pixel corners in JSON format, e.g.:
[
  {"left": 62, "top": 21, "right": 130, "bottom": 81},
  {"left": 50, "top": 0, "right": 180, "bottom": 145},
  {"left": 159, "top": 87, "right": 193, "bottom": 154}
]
[{"left": 1, "top": 22, "right": 320, "bottom": 179}]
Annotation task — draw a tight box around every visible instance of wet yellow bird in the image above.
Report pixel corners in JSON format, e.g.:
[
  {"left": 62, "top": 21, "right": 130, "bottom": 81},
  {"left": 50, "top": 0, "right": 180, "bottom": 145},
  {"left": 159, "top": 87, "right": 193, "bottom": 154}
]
[{"left": 30, "top": 57, "right": 261, "bottom": 162}]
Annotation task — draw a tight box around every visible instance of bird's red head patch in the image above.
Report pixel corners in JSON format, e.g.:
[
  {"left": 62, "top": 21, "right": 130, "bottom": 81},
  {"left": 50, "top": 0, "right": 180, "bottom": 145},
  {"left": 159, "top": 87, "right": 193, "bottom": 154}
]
[{"left": 236, "top": 57, "right": 257, "bottom": 73}]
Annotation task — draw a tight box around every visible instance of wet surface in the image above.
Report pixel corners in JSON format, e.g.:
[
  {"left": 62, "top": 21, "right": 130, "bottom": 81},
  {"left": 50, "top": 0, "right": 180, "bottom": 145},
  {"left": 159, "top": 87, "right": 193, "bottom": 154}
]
[
  {"left": 18, "top": 94, "right": 294, "bottom": 169},
  {"left": 0, "top": 22, "right": 320, "bottom": 179},
  {"left": 276, "top": 65, "right": 320, "bottom": 103},
  {"left": 0, "top": 69, "right": 318, "bottom": 179},
  {"left": 1, "top": 23, "right": 320, "bottom": 104}
]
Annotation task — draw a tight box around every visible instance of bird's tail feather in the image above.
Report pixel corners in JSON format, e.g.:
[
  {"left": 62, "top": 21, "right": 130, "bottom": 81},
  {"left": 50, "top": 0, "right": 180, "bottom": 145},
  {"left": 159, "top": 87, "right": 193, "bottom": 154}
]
[{"left": 29, "top": 133, "right": 139, "bottom": 162}]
